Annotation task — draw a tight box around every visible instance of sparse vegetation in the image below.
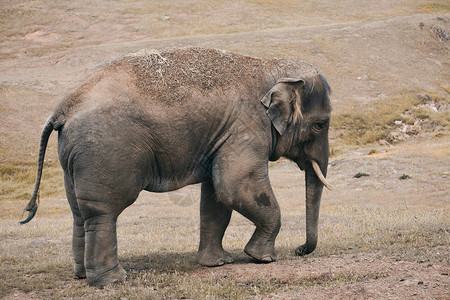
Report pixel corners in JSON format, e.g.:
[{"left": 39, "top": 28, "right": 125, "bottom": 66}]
[
  {"left": 0, "top": 163, "right": 64, "bottom": 202},
  {"left": 1, "top": 0, "right": 449, "bottom": 298},
  {"left": 416, "top": 1, "right": 450, "bottom": 13},
  {"left": 0, "top": 6, "right": 58, "bottom": 42},
  {"left": 331, "top": 90, "right": 449, "bottom": 149},
  {"left": 331, "top": 94, "right": 421, "bottom": 146},
  {"left": 0, "top": 86, "right": 63, "bottom": 202},
  {"left": 2, "top": 0, "right": 449, "bottom": 59},
  {"left": 1, "top": 187, "right": 448, "bottom": 298}
]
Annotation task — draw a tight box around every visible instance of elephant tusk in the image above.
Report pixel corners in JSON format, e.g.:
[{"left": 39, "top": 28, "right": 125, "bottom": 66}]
[{"left": 311, "top": 160, "right": 332, "bottom": 190}]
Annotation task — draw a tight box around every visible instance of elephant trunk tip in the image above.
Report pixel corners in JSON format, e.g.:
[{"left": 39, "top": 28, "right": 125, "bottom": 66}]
[{"left": 294, "top": 243, "right": 316, "bottom": 256}]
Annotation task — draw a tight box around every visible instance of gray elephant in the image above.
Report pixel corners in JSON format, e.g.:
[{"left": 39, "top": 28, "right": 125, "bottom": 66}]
[{"left": 21, "top": 47, "right": 331, "bottom": 286}]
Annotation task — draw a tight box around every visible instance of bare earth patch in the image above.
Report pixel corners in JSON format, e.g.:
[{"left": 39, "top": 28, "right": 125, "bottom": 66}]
[{"left": 192, "top": 251, "right": 449, "bottom": 299}]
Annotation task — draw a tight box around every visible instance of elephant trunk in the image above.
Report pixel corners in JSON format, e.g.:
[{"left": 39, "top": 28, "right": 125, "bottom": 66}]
[{"left": 295, "top": 158, "right": 328, "bottom": 256}]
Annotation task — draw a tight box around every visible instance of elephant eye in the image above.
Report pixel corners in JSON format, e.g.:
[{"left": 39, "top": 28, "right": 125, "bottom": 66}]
[{"left": 312, "top": 121, "right": 327, "bottom": 133}]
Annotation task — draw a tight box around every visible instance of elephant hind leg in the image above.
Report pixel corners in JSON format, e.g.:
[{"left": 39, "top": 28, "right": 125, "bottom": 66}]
[
  {"left": 197, "top": 180, "right": 233, "bottom": 267},
  {"left": 73, "top": 217, "right": 86, "bottom": 279},
  {"left": 74, "top": 191, "right": 130, "bottom": 286},
  {"left": 73, "top": 181, "right": 139, "bottom": 286},
  {"left": 64, "top": 173, "right": 86, "bottom": 279},
  {"left": 82, "top": 211, "right": 127, "bottom": 286}
]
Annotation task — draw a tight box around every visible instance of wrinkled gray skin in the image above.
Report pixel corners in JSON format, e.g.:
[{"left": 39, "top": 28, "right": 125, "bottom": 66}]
[{"left": 22, "top": 48, "right": 331, "bottom": 286}]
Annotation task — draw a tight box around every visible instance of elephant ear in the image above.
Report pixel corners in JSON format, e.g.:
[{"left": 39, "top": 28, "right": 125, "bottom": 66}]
[{"left": 261, "top": 78, "right": 304, "bottom": 135}]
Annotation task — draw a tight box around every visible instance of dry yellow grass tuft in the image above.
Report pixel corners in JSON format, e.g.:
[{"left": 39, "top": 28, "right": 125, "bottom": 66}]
[{"left": 416, "top": 1, "right": 450, "bottom": 13}]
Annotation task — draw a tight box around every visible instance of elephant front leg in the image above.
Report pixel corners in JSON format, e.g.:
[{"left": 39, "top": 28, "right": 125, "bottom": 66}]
[
  {"left": 240, "top": 192, "right": 281, "bottom": 263},
  {"left": 83, "top": 214, "right": 126, "bottom": 286},
  {"left": 197, "top": 180, "right": 233, "bottom": 267},
  {"left": 212, "top": 153, "right": 281, "bottom": 263}
]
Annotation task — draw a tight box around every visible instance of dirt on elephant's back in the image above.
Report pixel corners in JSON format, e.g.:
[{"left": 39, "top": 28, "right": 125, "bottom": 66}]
[
  {"left": 113, "top": 47, "right": 319, "bottom": 101},
  {"left": 119, "top": 47, "right": 268, "bottom": 95}
]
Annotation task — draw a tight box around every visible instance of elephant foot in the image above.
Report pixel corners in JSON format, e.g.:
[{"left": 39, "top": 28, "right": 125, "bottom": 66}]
[
  {"left": 294, "top": 243, "right": 315, "bottom": 256},
  {"left": 197, "top": 248, "right": 233, "bottom": 267},
  {"left": 87, "top": 264, "right": 127, "bottom": 286},
  {"left": 244, "top": 242, "right": 277, "bottom": 263},
  {"left": 73, "top": 263, "right": 86, "bottom": 279}
]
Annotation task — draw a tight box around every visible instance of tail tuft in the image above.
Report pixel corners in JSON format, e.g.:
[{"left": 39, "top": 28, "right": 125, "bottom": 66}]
[{"left": 19, "top": 194, "right": 39, "bottom": 224}]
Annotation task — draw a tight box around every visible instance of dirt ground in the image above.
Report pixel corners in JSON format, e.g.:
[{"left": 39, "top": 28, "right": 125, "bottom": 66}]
[
  {"left": 0, "top": 1, "right": 449, "bottom": 299},
  {"left": 193, "top": 251, "right": 448, "bottom": 299}
]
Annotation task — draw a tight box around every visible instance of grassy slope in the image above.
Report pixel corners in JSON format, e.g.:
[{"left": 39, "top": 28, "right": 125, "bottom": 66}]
[
  {"left": 0, "top": 0, "right": 449, "bottom": 298},
  {"left": 2, "top": 0, "right": 445, "bottom": 52}
]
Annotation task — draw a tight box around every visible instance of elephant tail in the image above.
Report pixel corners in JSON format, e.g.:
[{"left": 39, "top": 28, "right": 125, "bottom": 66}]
[{"left": 20, "top": 116, "right": 55, "bottom": 224}]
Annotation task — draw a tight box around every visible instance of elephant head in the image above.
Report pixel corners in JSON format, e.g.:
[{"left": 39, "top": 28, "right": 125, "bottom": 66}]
[{"left": 261, "top": 74, "right": 331, "bottom": 256}]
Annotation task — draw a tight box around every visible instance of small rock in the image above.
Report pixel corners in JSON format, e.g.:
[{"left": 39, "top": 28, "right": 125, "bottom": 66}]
[
  {"left": 431, "top": 25, "right": 449, "bottom": 41},
  {"left": 377, "top": 139, "right": 392, "bottom": 147}
]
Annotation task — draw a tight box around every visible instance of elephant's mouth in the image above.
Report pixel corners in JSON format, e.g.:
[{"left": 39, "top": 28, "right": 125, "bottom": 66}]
[{"left": 297, "top": 161, "right": 305, "bottom": 171}]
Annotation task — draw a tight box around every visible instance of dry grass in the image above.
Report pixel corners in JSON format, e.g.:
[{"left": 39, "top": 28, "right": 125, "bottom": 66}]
[
  {"left": 0, "top": 163, "right": 64, "bottom": 202},
  {"left": 331, "top": 94, "right": 421, "bottom": 146},
  {"left": 416, "top": 1, "right": 450, "bottom": 13},
  {"left": 1, "top": 167, "right": 448, "bottom": 299},
  {"left": 1, "top": 132, "right": 448, "bottom": 297},
  {"left": 410, "top": 90, "right": 450, "bottom": 128},
  {"left": 330, "top": 88, "right": 449, "bottom": 152},
  {"left": 2, "top": 144, "right": 449, "bottom": 298},
  {"left": 0, "top": 86, "right": 63, "bottom": 202},
  {"left": 1, "top": 0, "right": 449, "bottom": 298},
  {"left": 0, "top": 5, "right": 58, "bottom": 42}
]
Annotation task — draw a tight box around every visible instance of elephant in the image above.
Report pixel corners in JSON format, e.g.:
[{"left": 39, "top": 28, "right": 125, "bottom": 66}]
[{"left": 21, "top": 47, "right": 332, "bottom": 286}]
